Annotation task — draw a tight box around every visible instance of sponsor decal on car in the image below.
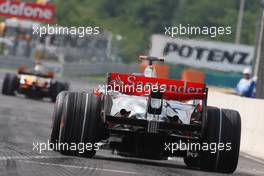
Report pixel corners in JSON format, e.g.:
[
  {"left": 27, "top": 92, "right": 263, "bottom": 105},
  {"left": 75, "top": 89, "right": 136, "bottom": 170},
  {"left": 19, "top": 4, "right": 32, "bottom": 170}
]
[{"left": 106, "top": 73, "right": 206, "bottom": 100}]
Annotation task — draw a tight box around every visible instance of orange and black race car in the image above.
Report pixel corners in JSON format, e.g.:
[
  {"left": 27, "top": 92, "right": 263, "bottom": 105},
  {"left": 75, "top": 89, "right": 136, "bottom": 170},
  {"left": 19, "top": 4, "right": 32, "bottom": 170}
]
[{"left": 1, "top": 64, "right": 69, "bottom": 102}]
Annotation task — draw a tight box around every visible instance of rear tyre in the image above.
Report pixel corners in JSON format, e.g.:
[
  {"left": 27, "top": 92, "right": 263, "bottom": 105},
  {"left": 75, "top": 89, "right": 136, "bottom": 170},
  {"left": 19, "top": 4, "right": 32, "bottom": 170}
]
[
  {"left": 2, "top": 73, "right": 17, "bottom": 95},
  {"left": 1, "top": 74, "right": 9, "bottom": 95},
  {"left": 50, "top": 91, "right": 68, "bottom": 150},
  {"left": 200, "top": 107, "right": 241, "bottom": 173},
  {"left": 59, "top": 92, "right": 82, "bottom": 155},
  {"left": 58, "top": 92, "right": 106, "bottom": 157},
  {"left": 79, "top": 93, "right": 107, "bottom": 158}
]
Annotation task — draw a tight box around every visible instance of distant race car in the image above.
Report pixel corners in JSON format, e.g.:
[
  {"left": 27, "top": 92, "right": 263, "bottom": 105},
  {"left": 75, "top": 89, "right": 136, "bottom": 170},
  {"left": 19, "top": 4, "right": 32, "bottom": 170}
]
[
  {"left": 2, "top": 64, "right": 69, "bottom": 102},
  {"left": 50, "top": 56, "right": 241, "bottom": 173}
]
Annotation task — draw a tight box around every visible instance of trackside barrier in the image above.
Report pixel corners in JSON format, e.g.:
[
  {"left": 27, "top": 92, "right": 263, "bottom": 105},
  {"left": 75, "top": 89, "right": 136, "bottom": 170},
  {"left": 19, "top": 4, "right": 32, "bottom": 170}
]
[
  {"left": 208, "top": 91, "right": 264, "bottom": 160},
  {"left": 181, "top": 69, "right": 205, "bottom": 83},
  {"left": 63, "top": 62, "right": 139, "bottom": 76},
  {"left": 0, "top": 55, "right": 139, "bottom": 76},
  {"left": 0, "top": 55, "right": 34, "bottom": 69}
]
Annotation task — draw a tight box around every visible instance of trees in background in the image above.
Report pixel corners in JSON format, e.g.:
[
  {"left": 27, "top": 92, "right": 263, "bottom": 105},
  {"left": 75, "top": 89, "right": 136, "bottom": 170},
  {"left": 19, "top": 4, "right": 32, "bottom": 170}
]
[{"left": 53, "top": 0, "right": 259, "bottom": 62}]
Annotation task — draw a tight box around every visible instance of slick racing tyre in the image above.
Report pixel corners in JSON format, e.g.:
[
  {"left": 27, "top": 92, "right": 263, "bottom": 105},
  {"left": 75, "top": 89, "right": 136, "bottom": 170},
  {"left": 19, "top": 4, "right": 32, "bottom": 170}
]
[
  {"left": 2, "top": 73, "right": 17, "bottom": 95},
  {"left": 59, "top": 92, "right": 83, "bottom": 156},
  {"left": 200, "top": 107, "right": 241, "bottom": 173},
  {"left": 58, "top": 92, "right": 106, "bottom": 157},
  {"left": 50, "top": 91, "right": 68, "bottom": 150},
  {"left": 80, "top": 93, "right": 108, "bottom": 157}
]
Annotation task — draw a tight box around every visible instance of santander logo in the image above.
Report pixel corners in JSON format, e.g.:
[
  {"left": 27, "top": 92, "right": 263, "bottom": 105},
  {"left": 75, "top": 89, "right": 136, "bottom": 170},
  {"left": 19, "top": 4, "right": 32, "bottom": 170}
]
[
  {"left": 126, "top": 75, "right": 204, "bottom": 94},
  {"left": 109, "top": 73, "right": 205, "bottom": 94},
  {"left": 0, "top": 1, "right": 55, "bottom": 23}
]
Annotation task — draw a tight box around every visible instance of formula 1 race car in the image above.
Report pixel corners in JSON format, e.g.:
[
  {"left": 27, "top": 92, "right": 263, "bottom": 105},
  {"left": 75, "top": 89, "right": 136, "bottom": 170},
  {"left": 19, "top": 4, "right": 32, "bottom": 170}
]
[
  {"left": 50, "top": 56, "right": 241, "bottom": 173},
  {"left": 2, "top": 64, "right": 69, "bottom": 102}
]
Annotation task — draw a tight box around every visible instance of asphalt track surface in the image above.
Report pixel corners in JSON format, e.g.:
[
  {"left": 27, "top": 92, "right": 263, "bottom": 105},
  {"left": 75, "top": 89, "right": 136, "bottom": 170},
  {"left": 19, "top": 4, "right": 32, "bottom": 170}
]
[{"left": 0, "top": 72, "right": 264, "bottom": 176}]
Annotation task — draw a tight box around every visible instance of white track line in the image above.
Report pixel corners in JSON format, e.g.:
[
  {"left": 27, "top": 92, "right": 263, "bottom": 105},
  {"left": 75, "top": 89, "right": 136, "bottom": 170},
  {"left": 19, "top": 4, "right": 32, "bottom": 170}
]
[
  {"left": 19, "top": 160, "right": 138, "bottom": 175},
  {"left": 0, "top": 155, "right": 64, "bottom": 161}
]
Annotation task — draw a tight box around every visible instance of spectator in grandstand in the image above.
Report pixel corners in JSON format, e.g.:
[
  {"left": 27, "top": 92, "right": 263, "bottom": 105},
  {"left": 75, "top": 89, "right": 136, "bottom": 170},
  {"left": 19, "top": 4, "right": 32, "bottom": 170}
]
[{"left": 236, "top": 67, "right": 256, "bottom": 98}]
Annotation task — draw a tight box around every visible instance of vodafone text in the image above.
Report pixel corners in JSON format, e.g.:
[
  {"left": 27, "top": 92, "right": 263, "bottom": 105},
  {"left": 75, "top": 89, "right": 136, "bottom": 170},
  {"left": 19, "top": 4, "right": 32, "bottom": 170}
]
[{"left": 0, "top": 1, "right": 54, "bottom": 22}]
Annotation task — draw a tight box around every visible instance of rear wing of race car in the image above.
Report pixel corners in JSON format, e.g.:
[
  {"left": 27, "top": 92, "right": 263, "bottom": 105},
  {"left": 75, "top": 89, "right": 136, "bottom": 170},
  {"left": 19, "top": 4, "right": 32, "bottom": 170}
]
[
  {"left": 107, "top": 73, "right": 207, "bottom": 101},
  {"left": 106, "top": 72, "right": 208, "bottom": 134},
  {"left": 18, "top": 67, "right": 54, "bottom": 78}
]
